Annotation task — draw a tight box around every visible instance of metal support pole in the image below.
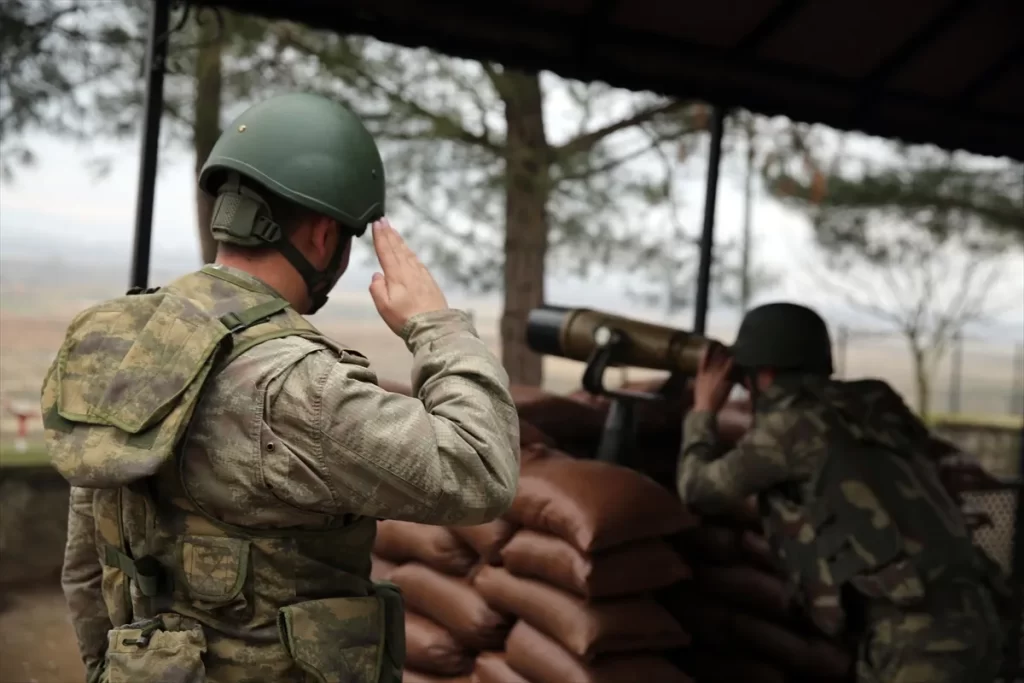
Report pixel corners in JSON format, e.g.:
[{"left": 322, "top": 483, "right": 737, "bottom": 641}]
[
  {"left": 130, "top": 0, "right": 171, "bottom": 290},
  {"left": 693, "top": 107, "right": 726, "bottom": 336}
]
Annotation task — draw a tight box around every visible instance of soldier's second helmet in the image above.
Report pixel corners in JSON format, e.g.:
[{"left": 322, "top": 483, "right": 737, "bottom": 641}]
[
  {"left": 731, "top": 302, "right": 834, "bottom": 375},
  {"left": 198, "top": 92, "right": 386, "bottom": 246}
]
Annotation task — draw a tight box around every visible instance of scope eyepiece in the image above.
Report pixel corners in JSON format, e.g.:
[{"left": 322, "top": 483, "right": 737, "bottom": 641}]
[{"left": 526, "top": 306, "right": 572, "bottom": 357}]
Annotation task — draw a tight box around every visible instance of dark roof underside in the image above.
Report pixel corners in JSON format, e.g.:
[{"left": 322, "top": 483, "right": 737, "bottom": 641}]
[{"left": 199, "top": 0, "right": 1024, "bottom": 161}]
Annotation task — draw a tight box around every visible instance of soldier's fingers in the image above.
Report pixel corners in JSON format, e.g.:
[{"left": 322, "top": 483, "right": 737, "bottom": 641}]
[
  {"left": 386, "top": 221, "right": 422, "bottom": 271},
  {"left": 372, "top": 222, "right": 401, "bottom": 278},
  {"left": 380, "top": 219, "right": 419, "bottom": 277}
]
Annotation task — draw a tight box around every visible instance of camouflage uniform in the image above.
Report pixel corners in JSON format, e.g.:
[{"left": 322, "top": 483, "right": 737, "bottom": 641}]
[
  {"left": 677, "top": 303, "right": 1007, "bottom": 683},
  {"left": 46, "top": 94, "right": 520, "bottom": 683}
]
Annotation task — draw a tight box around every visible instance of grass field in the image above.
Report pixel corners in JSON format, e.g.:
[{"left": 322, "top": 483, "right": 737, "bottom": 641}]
[{"left": 0, "top": 442, "right": 48, "bottom": 468}]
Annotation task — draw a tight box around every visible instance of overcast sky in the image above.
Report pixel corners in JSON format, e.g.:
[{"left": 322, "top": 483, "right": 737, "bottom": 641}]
[{"left": 2, "top": 125, "right": 1022, "bottom": 342}]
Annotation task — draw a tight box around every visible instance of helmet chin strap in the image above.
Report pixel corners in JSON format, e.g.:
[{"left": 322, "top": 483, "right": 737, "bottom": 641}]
[{"left": 273, "top": 235, "right": 348, "bottom": 315}]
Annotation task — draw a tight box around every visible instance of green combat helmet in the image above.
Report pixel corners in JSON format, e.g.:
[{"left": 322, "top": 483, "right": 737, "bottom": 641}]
[
  {"left": 199, "top": 92, "right": 386, "bottom": 313},
  {"left": 730, "top": 302, "right": 834, "bottom": 375}
]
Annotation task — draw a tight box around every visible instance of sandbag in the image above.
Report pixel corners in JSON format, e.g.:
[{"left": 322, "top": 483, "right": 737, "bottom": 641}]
[
  {"left": 405, "top": 612, "right": 475, "bottom": 676},
  {"left": 449, "top": 519, "right": 518, "bottom": 565},
  {"left": 509, "top": 458, "right": 696, "bottom": 552},
  {"left": 521, "top": 442, "right": 573, "bottom": 464},
  {"left": 671, "top": 525, "right": 779, "bottom": 574},
  {"left": 374, "top": 520, "right": 477, "bottom": 576},
  {"left": 472, "top": 653, "right": 530, "bottom": 683},
  {"left": 670, "top": 650, "right": 786, "bottom": 683},
  {"left": 693, "top": 564, "right": 791, "bottom": 618},
  {"left": 500, "top": 529, "right": 690, "bottom": 599},
  {"left": 509, "top": 385, "right": 606, "bottom": 454},
  {"left": 701, "top": 495, "right": 762, "bottom": 532},
  {"left": 519, "top": 419, "right": 557, "bottom": 448},
  {"left": 370, "top": 554, "right": 396, "bottom": 581},
  {"left": 473, "top": 566, "right": 688, "bottom": 660},
  {"left": 731, "top": 612, "right": 852, "bottom": 679},
  {"left": 402, "top": 671, "right": 472, "bottom": 683},
  {"left": 389, "top": 562, "right": 512, "bottom": 650},
  {"left": 504, "top": 621, "right": 693, "bottom": 683}
]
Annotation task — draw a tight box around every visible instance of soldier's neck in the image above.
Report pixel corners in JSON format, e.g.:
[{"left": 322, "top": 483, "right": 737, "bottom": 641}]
[{"left": 214, "top": 253, "right": 310, "bottom": 313}]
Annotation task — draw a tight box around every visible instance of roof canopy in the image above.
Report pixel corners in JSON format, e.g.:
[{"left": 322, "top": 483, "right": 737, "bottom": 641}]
[{"left": 199, "top": 0, "right": 1024, "bottom": 161}]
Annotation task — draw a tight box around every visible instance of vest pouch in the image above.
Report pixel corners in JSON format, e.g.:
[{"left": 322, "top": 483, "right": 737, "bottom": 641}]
[
  {"left": 103, "top": 613, "right": 207, "bottom": 683},
  {"left": 181, "top": 535, "right": 252, "bottom": 622},
  {"left": 277, "top": 585, "right": 405, "bottom": 683}
]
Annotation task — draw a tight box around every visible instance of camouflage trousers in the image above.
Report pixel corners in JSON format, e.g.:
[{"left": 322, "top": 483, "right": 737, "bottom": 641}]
[{"left": 855, "top": 583, "right": 1005, "bottom": 683}]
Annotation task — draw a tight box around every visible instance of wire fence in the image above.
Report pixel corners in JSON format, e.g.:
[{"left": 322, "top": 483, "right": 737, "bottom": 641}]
[{"left": 832, "top": 326, "right": 1024, "bottom": 420}]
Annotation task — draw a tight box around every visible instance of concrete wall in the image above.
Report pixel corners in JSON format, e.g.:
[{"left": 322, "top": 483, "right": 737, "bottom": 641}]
[{"left": 0, "top": 467, "right": 69, "bottom": 585}]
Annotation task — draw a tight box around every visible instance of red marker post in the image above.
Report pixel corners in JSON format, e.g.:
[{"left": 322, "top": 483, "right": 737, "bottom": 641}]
[{"left": 5, "top": 402, "right": 36, "bottom": 453}]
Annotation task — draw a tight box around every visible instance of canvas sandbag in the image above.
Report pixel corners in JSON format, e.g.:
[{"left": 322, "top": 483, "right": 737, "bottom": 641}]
[
  {"left": 701, "top": 495, "right": 762, "bottom": 532},
  {"left": 499, "top": 529, "right": 690, "bottom": 599},
  {"left": 504, "top": 621, "right": 693, "bottom": 683},
  {"left": 472, "top": 652, "right": 529, "bottom": 683},
  {"left": 374, "top": 521, "right": 477, "bottom": 576},
  {"left": 402, "top": 671, "right": 471, "bottom": 683},
  {"left": 404, "top": 612, "right": 475, "bottom": 676},
  {"left": 658, "top": 586, "right": 732, "bottom": 646},
  {"left": 693, "top": 565, "right": 792, "bottom": 618},
  {"left": 731, "top": 612, "right": 852, "bottom": 679},
  {"left": 389, "top": 563, "right": 511, "bottom": 650},
  {"left": 671, "top": 525, "right": 779, "bottom": 574},
  {"left": 519, "top": 419, "right": 557, "bottom": 448},
  {"left": 473, "top": 566, "right": 688, "bottom": 660},
  {"left": 509, "top": 385, "right": 606, "bottom": 454},
  {"left": 671, "top": 650, "right": 786, "bottom": 683},
  {"left": 371, "top": 555, "right": 397, "bottom": 581},
  {"left": 520, "top": 443, "right": 573, "bottom": 464},
  {"left": 449, "top": 519, "right": 518, "bottom": 565},
  {"left": 508, "top": 458, "right": 696, "bottom": 552}
]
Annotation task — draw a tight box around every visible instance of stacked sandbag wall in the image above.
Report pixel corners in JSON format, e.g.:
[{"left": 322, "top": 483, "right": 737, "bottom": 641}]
[{"left": 372, "top": 380, "right": 856, "bottom": 682}]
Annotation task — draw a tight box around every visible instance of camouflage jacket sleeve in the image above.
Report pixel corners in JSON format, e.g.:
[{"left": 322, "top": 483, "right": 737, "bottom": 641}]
[
  {"left": 266, "top": 309, "right": 520, "bottom": 526},
  {"left": 676, "top": 410, "right": 791, "bottom": 515},
  {"left": 61, "top": 486, "right": 111, "bottom": 683}
]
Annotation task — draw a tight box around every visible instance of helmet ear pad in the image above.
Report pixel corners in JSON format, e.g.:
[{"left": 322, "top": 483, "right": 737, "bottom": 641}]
[{"left": 209, "top": 175, "right": 284, "bottom": 247}]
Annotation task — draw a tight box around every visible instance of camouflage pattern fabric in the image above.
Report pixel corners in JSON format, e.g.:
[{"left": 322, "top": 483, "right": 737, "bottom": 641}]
[
  {"left": 856, "top": 583, "right": 1004, "bottom": 683},
  {"left": 50, "top": 264, "right": 519, "bottom": 682},
  {"left": 61, "top": 486, "right": 112, "bottom": 683},
  {"left": 677, "top": 373, "right": 1007, "bottom": 683}
]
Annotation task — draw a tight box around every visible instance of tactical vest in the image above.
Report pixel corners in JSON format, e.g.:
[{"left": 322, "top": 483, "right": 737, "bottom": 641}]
[
  {"left": 42, "top": 266, "right": 404, "bottom": 683},
  {"left": 761, "top": 411, "right": 995, "bottom": 639}
]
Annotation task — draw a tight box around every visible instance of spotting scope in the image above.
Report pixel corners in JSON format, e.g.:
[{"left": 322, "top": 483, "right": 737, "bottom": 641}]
[{"left": 526, "top": 305, "right": 733, "bottom": 377}]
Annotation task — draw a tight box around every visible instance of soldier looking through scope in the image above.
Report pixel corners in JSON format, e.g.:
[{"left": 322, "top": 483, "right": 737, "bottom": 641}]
[{"left": 679, "top": 301, "right": 1009, "bottom": 683}]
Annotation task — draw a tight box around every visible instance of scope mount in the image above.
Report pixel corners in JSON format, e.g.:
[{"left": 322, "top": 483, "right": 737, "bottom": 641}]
[{"left": 582, "top": 326, "right": 668, "bottom": 467}]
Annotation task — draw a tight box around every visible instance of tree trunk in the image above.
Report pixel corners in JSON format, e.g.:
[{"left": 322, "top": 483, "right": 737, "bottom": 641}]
[
  {"left": 911, "top": 345, "right": 931, "bottom": 418},
  {"left": 498, "top": 71, "right": 550, "bottom": 387},
  {"left": 193, "top": 20, "right": 223, "bottom": 265}
]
